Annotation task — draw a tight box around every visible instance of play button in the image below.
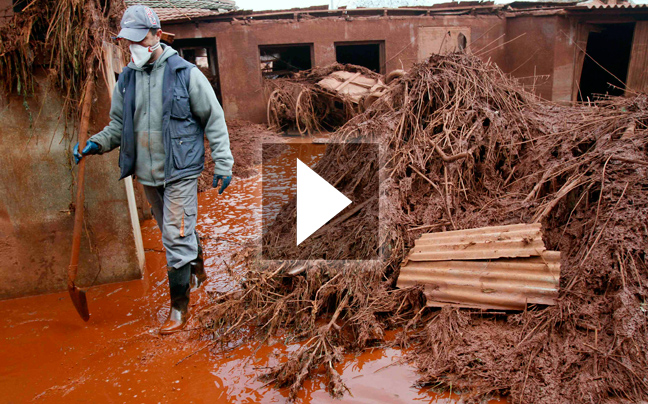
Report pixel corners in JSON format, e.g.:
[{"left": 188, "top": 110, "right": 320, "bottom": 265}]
[
  {"left": 296, "top": 158, "right": 352, "bottom": 245},
  {"left": 262, "top": 142, "right": 379, "bottom": 260}
]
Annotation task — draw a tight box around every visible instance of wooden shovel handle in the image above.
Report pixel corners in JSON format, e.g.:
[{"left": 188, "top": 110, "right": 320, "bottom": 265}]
[{"left": 68, "top": 70, "right": 95, "bottom": 288}]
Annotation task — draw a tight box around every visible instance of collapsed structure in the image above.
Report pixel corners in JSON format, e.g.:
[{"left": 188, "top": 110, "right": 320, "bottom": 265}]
[{"left": 203, "top": 53, "right": 648, "bottom": 403}]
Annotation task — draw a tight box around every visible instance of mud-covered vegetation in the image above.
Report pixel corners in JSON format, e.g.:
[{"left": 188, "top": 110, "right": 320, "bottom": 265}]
[
  {"left": 200, "top": 53, "right": 648, "bottom": 403},
  {"left": 265, "top": 63, "right": 384, "bottom": 134},
  {"left": 0, "top": 0, "right": 123, "bottom": 101}
]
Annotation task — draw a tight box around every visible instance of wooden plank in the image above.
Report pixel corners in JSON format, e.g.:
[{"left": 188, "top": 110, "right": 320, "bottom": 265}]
[
  {"left": 102, "top": 41, "right": 145, "bottom": 274},
  {"left": 334, "top": 72, "right": 362, "bottom": 92},
  {"left": 627, "top": 21, "right": 648, "bottom": 95}
]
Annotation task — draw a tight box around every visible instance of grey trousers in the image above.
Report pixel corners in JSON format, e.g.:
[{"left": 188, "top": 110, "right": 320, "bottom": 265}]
[{"left": 142, "top": 178, "right": 199, "bottom": 269}]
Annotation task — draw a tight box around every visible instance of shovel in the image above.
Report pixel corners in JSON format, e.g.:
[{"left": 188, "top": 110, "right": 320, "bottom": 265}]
[{"left": 67, "top": 71, "right": 95, "bottom": 322}]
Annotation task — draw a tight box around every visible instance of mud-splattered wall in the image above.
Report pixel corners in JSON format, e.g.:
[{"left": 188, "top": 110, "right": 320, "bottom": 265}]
[
  {"left": 0, "top": 0, "right": 13, "bottom": 26},
  {"left": 163, "top": 5, "right": 648, "bottom": 123},
  {"left": 165, "top": 14, "right": 509, "bottom": 123},
  {"left": 0, "top": 70, "right": 142, "bottom": 299}
]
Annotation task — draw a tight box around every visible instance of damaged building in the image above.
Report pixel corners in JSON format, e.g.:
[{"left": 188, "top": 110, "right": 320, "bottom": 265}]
[
  {"left": 139, "top": 0, "right": 648, "bottom": 123},
  {"left": 1, "top": 0, "right": 648, "bottom": 402}
]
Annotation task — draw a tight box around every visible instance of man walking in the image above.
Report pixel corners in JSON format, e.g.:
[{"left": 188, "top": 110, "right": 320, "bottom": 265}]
[{"left": 74, "top": 5, "right": 234, "bottom": 334}]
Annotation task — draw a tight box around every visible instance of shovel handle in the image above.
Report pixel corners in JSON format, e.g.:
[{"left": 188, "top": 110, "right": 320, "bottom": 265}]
[{"left": 68, "top": 69, "right": 95, "bottom": 286}]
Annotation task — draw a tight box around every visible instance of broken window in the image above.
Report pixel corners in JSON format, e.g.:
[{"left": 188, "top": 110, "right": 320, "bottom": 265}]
[
  {"left": 578, "top": 23, "right": 634, "bottom": 101},
  {"left": 335, "top": 41, "right": 384, "bottom": 73},
  {"left": 259, "top": 44, "right": 313, "bottom": 79}
]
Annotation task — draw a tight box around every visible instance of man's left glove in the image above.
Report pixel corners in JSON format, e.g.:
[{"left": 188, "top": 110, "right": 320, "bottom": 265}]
[
  {"left": 213, "top": 174, "right": 232, "bottom": 195},
  {"left": 73, "top": 140, "right": 101, "bottom": 164}
]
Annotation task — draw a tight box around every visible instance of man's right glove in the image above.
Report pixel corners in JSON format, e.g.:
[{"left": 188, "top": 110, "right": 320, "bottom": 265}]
[
  {"left": 73, "top": 140, "right": 101, "bottom": 164},
  {"left": 213, "top": 174, "right": 232, "bottom": 195}
]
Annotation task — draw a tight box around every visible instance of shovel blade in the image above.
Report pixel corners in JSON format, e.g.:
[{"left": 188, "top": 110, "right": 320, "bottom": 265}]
[{"left": 68, "top": 285, "right": 90, "bottom": 322}]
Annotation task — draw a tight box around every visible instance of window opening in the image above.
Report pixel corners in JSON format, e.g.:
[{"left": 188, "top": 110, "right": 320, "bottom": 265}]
[{"left": 259, "top": 44, "right": 313, "bottom": 79}]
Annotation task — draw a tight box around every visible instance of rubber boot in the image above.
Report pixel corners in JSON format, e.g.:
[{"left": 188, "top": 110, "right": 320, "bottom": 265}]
[
  {"left": 190, "top": 233, "right": 207, "bottom": 291},
  {"left": 160, "top": 263, "right": 191, "bottom": 335}
]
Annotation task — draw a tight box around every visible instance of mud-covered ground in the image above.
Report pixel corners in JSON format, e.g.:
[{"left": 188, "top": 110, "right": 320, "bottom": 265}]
[
  {"left": 0, "top": 125, "right": 488, "bottom": 403},
  {"left": 201, "top": 55, "right": 648, "bottom": 403}
]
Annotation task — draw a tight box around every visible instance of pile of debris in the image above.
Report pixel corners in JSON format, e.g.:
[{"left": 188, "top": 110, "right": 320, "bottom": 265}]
[
  {"left": 201, "top": 53, "right": 648, "bottom": 403},
  {"left": 265, "top": 63, "right": 402, "bottom": 135}
]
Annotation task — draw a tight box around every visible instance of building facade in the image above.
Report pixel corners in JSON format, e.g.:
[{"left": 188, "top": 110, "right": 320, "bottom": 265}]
[{"left": 159, "top": 1, "right": 648, "bottom": 123}]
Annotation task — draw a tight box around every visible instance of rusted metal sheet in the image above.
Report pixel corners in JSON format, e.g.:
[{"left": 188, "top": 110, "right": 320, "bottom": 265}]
[
  {"left": 409, "top": 223, "right": 545, "bottom": 262},
  {"left": 398, "top": 224, "right": 561, "bottom": 310},
  {"left": 398, "top": 252, "right": 561, "bottom": 310}
]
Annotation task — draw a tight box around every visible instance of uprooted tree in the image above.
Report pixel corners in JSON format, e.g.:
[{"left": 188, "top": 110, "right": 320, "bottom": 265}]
[
  {"left": 0, "top": 0, "right": 124, "bottom": 132},
  {"left": 199, "top": 53, "right": 648, "bottom": 403}
]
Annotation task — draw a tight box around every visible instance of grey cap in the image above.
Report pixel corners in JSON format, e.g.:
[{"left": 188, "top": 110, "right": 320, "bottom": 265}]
[{"left": 116, "top": 5, "right": 161, "bottom": 42}]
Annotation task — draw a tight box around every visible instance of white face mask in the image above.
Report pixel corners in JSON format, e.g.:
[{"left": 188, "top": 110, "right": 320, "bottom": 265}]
[{"left": 129, "top": 41, "right": 160, "bottom": 68}]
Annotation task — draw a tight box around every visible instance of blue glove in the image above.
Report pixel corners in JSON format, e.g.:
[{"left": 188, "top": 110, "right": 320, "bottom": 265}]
[
  {"left": 213, "top": 174, "right": 232, "bottom": 195},
  {"left": 73, "top": 140, "right": 101, "bottom": 164}
]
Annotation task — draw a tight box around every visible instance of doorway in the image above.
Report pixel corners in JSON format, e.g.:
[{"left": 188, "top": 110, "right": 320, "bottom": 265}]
[{"left": 578, "top": 23, "right": 634, "bottom": 101}]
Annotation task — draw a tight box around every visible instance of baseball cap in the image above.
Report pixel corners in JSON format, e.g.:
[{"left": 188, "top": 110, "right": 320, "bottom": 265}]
[{"left": 116, "top": 5, "right": 161, "bottom": 42}]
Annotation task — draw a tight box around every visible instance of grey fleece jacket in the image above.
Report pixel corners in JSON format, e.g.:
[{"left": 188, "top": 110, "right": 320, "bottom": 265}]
[{"left": 89, "top": 44, "right": 234, "bottom": 186}]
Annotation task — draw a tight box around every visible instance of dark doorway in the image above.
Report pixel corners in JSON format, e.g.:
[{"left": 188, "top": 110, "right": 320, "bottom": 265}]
[
  {"left": 173, "top": 38, "right": 223, "bottom": 105},
  {"left": 335, "top": 42, "right": 383, "bottom": 73},
  {"left": 259, "top": 44, "right": 313, "bottom": 78},
  {"left": 578, "top": 23, "right": 634, "bottom": 101}
]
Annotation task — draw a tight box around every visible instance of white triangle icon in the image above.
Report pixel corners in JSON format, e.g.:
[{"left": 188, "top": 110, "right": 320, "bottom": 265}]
[{"left": 296, "top": 158, "right": 352, "bottom": 246}]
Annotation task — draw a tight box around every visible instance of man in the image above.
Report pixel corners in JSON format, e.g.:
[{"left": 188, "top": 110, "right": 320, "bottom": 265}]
[{"left": 74, "top": 5, "right": 234, "bottom": 334}]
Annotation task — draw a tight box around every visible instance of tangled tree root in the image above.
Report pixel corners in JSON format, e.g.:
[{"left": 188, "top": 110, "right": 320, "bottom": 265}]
[{"left": 202, "top": 53, "right": 648, "bottom": 403}]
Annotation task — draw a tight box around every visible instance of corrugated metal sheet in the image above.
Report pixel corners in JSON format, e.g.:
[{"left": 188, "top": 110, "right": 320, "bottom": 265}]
[
  {"left": 397, "top": 224, "right": 561, "bottom": 310},
  {"left": 155, "top": 8, "right": 228, "bottom": 22},
  {"left": 398, "top": 253, "right": 560, "bottom": 310},
  {"left": 577, "top": 2, "right": 648, "bottom": 9},
  {"left": 124, "top": 0, "right": 236, "bottom": 22},
  {"left": 409, "top": 223, "right": 545, "bottom": 262},
  {"left": 125, "top": 0, "right": 236, "bottom": 10},
  {"left": 565, "top": 0, "right": 648, "bottom": 10}
]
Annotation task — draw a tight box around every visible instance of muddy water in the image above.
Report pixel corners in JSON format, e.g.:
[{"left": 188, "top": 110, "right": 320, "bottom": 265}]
[{"left": 0, "top": 138, "right": 504, "bottom": 403}]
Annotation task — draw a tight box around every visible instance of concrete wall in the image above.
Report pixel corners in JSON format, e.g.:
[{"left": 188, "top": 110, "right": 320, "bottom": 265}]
[
  {"left": 0, "top": 0, "right": 13, "bottom": 27},
  {"left": 0, "top": 70, "right": 142, "bottom": 299},
  {"left": 503, "top": 15, "right": 561, "bottom": 101},
  {"left": 551, "top": 16, "right": 579, "bottom": 103},
  {"left": 503, "top": 14, "right": 584, "bottom": 103},
  {"left": 165, "top": 14, "right": 507, "bottom": 123}
]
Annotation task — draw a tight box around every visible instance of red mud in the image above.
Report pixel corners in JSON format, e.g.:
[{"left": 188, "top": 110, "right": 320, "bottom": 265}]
[{"left": 0, "top": 137, "right": 503, "bottom": 403}]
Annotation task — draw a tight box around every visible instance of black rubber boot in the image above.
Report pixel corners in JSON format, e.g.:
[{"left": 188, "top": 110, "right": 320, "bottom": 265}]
[
  {"left": 160, "top": 263, "right": 191, "bottom": 335},
  {"left": 190, "top": 233, "right": 207, "bottom": 291}
]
